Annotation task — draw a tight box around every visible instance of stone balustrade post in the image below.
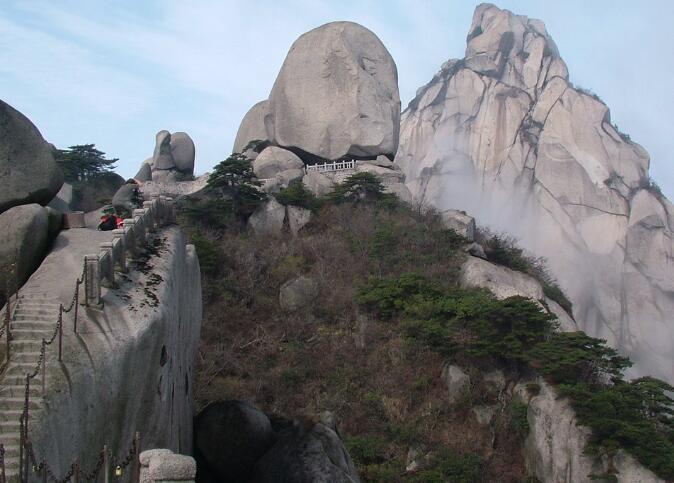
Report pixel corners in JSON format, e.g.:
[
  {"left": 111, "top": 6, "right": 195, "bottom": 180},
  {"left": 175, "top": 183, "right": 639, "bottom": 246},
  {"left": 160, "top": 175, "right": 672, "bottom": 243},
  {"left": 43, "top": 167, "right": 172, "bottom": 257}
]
[
  {"left": 158, "top": 196, "right": 167, "bottom": 225},
  {"left": 84, "top": 254, "right": 101, "bottom": 306},
  {"left": 139, "top": 449, "right": 196, "bottom": 483},
  {"left": 123, "top": 219, "right": 137, "bottom": 258},
  {"left": 143, "top": 201, "right": 156, "bottom": 232},
  {"left": 112, "top": 229, "right": 127, "bottom": 273},
  {"left": 133, "top": 209, "right": 147, "bottom": 246},
  {"left": 99, "top": 242, "right": 115, "bottom": 288},
  {"left": 165, "top": 197, "right": 176, "bottom": 224}
]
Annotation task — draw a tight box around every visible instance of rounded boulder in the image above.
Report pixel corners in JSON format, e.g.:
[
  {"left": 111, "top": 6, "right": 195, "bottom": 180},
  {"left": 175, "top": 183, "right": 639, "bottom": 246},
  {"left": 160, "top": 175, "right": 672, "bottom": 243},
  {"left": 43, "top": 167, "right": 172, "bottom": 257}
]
[
  {"left": 266, "top": 21, "right": 401, "bottom": 160},
  {"left": 233, "top": 100, "right": 270, "bottom": 154},
  {"left": 170, "top": 132, "right": 195, "bottom": 174},
  {"left": 194, "top": 400, "right": 276, "bottom": 483},
  {"left": 253, "top": 146, "right": 304, "bottom": 179},
  {"left": 0, "top": 100, "right": 63, "bottom": 214}
]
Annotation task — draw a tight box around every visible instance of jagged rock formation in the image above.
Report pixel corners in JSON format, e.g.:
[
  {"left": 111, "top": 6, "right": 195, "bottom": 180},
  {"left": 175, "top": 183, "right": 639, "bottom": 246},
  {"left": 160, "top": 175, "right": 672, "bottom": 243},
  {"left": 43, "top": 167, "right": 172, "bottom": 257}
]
[
  {"left": 397, "top": 3, "right": 674, "bottom": 382},
  {"left": 135, "top": 130, "right": 196, "bottom": 183},
  {"left": 519, "top": 379, "right": 663, "bottom": 482},
  {"left": 0, "top": 99, "right": 63, "bottom": 214}
]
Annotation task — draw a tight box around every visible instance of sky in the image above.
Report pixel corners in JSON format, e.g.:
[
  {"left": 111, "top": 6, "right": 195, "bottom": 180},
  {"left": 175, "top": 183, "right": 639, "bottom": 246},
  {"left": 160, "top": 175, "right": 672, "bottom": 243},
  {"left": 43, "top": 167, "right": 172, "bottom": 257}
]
[{"left": 1, "top": 0, "right": 673, "bottom": 199}]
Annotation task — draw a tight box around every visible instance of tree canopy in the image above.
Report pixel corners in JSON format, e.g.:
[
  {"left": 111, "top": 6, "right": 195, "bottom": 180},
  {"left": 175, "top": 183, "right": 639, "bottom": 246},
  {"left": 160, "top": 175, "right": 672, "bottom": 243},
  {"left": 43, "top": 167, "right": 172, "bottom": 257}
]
[{"left": 55, "top": 144, "right": 118, "bottom": 182}]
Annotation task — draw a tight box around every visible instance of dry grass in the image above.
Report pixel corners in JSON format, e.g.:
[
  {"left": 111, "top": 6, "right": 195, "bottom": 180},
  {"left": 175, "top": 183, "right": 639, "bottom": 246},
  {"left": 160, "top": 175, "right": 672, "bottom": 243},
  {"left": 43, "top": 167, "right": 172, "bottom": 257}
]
[{"left": 191, "top": 201, "right": 527, "bottom": 482}]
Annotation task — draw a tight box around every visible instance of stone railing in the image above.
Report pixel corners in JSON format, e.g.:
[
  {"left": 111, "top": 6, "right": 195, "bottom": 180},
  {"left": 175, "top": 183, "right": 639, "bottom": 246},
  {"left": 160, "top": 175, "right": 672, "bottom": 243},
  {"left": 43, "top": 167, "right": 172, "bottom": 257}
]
[
  {"left": 305, "top": 160, "right": 356, "bottom": 173},
  {"left": 83, "top": 196, "right": 176, "bottom": 306}
]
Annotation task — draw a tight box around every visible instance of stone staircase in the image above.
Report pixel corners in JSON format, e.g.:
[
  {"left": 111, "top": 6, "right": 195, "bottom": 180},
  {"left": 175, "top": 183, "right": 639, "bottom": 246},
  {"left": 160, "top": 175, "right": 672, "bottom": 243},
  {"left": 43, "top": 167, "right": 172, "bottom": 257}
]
[{"left": 1, "top": 291, "right": 60, "bottom": 480}]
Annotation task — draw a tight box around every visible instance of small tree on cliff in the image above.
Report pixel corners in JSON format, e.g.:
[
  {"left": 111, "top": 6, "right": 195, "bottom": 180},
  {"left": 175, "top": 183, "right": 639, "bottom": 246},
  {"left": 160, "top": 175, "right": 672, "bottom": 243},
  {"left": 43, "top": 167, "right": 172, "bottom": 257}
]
[
  {"left": 55, "top": 144, "right": 118, "bottom": 182},
  {"left": 207, "top": 153, "right": 266, "bottom": 225}
]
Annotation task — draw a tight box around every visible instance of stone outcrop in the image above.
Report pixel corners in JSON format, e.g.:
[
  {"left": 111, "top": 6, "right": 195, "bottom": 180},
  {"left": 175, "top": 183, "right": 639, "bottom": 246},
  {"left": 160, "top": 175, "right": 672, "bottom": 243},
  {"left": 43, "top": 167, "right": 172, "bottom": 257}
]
[
  {"left": 266, "top": 21, "right": 401, "bottom": 161},
  {"left": 248, "top": 198, "right": 287, "bottom": 235},
  {"left": 397, "top": 4, "right": 674, "bottom": 382},
  {"left": 194, "top": 401, "right": 276, "bottom": 482},
  {"left": 459, "top": 256, "right": 577, "bottom": 332},
  {"left": 136, "top": 130, "right": 196, "bottom": 183},
  {"left": 520, "top": 380, "right": 663, "bottom": 482},
  {"left": 440, "top": 209, "right": 476, "bottom": 241},
  {"left": 0, "top": 99, "right": 63, "bottom": 214},
  {"left": 233, "top": 101, "right": 270, "bottom": 154},
  {"left": 441, "top": 364, "right": 470, "bottom": 404}
]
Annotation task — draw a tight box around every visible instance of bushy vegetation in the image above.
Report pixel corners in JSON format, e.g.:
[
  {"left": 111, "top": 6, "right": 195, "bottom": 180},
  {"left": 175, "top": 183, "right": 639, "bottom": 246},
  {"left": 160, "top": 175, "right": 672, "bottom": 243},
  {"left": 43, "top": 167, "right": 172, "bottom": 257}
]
[
  {"left": 184, "top": 167, "right": 673, "bottom": 481},
  {"left": 274, "top": 179, "right": 322, "bottom": 212},
  {"left": 357, "top": 271, "right": 674, "bottom": 480}
]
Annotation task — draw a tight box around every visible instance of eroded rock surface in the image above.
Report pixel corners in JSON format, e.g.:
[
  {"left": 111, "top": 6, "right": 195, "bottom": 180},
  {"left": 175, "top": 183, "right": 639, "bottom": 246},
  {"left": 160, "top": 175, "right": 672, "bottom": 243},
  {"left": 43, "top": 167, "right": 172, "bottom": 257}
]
[{"left": 398, "top": 4, "right": 674, "bottom": 382}]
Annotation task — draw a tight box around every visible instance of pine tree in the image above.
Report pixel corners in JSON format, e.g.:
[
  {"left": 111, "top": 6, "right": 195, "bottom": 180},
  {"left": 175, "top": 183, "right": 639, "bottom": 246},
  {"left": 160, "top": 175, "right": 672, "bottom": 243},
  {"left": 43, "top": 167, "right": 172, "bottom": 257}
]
[
  {"left": 55, "top": 144, "right": 118, "bottom": 182},
  {"left": 207, "top": 153, "right": 266, "bottom": 224}
]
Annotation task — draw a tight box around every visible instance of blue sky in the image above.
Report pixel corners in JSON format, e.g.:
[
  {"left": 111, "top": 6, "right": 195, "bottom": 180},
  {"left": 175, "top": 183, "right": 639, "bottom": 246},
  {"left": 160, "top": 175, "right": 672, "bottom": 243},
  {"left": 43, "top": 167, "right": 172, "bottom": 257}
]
[{"left": 1, "top": 1, "right": 673, "bottom": 199}]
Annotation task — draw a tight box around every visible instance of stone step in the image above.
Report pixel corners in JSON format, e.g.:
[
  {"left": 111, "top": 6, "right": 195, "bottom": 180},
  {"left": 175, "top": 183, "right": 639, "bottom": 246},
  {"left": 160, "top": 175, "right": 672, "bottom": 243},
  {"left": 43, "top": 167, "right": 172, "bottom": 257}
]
[
  {"left": 2, "top": 455, "right": 19, "bottom": 470},
  {"left": 0, "top": 385, "right": 43, "bottom": 400},
  {"left": 5, "top": 352, "right": 41, "bottom": 363},
  {"left": 0, "top": 410, "right": 23, "bottom": 422},
  {"left": 0, "top": 397, "right": 42, "bottom": 411},
  {"left": 14, "top": 301, "right": 61, "bottom": 310},
  {"left": 0, "top": 420, "right": 20, "bottom": 434},
  {"left": 13, "top": 305, "right": 60, "bottom": 314},
  {"left": 12, "top": 313, "right": 59, "bottom": 324},
  {"left": 9, "top": 340, "right": 44, "bottom": 352},
  {"left": 0, "top": 445, "right": 20, "bottom": 459},
  {"left": 1, "top": 375, "right": 44, "bottom": 389},
  {"left": 6, "top": 329, "right": 52, "bottom": 341},
  {"left": 9, "top": 321, "right": 55, "bottom": 331}
]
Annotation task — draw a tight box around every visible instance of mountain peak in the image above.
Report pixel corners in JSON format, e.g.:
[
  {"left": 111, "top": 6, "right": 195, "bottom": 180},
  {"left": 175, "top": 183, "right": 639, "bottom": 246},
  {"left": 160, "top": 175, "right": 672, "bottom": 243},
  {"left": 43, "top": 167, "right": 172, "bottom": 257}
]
[{"left": 464, "top": 4, "right": 568, "bottom": 94}]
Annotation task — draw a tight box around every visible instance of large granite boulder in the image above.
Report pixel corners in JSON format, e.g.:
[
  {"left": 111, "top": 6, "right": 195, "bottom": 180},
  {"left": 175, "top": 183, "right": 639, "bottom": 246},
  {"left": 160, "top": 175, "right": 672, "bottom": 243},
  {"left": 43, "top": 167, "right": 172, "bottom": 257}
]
[
  {"left": 250, "top": 419, "right": 360, "bottom": 483},
  {"left": 169, "top": 132, "right": 195, "bottom": 175},
  {"left": 248, "top": 198, "right": 286, "bottom": 235},
  {"left": 233, "top": 101, "right": 270, "bottom": 154},
  {"left": 266, "top": 21, "right": 400, "bottom": 161},
  {"left": 397, "top": 4, "right": 674, "bottom": 383},
  {"left": 302, "top": 171, "right": 334, "bottom": 197},
  {"left": 253, "top": 146, "right": 304, "bottom": 179},
  {"left": 152, "top": 130, "right": 175, "bottom": 171},
  {"left": 0, "top": 204, "right": 50, "bottom": 299},
  {"left": 194, "top": 401, "right": 276, "bottom": 483},
  {"left": 0, "top": 100, "right": 63, "bottom": 214},
  {"left": 112, "top": 181, "right": 141, "bottom": 215}
]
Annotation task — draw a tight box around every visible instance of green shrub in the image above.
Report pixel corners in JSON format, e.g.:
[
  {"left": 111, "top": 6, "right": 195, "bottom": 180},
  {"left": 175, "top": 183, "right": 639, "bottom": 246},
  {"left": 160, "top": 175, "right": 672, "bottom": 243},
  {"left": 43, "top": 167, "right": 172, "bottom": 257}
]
[
  {"left": 190, "top": 232, "right": 223, "bottom": 278},
  {"left": 410, "top": 448, "right": 483, "bottom": 483},
  {"left": 560, "top": 378, "right": 674, "bottom": 480},
  {"left": 478, "top": 230, "right": 573, "bottom": 315},
  {"left": 275, "top": 179, "right": 322, "bottom": 211},
  {"left": 356, "top": 273, "right": 442, "bottom": 319},
  {"left": 508, "top": 401, "right": 530, "bottom": 439},
  {"left": 528, "top": 331, "right": 631, "bottom": 385},
  {"left": 329, "top": 172, "right": 396, "bottom": 204},
  {"left": 345, "top": 434, "right": 389, "bottom": 466}
]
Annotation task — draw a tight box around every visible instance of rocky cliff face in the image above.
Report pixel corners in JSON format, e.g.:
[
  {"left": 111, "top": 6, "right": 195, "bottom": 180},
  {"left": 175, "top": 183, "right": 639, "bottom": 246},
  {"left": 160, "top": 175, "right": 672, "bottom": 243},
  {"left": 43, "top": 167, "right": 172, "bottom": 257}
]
[
  {"left": 397, "top": 3, "right": 674, "bottom": 383},
  {"left": 29, "top": 227, "right": 201, "bottom": 476}
]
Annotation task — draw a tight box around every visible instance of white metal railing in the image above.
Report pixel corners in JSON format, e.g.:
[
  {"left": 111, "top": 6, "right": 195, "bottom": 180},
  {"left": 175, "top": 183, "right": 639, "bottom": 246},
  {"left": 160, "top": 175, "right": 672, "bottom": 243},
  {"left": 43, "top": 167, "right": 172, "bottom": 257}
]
[{"left": 305, "top": 160, "right": 356, "bottom": 174}]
